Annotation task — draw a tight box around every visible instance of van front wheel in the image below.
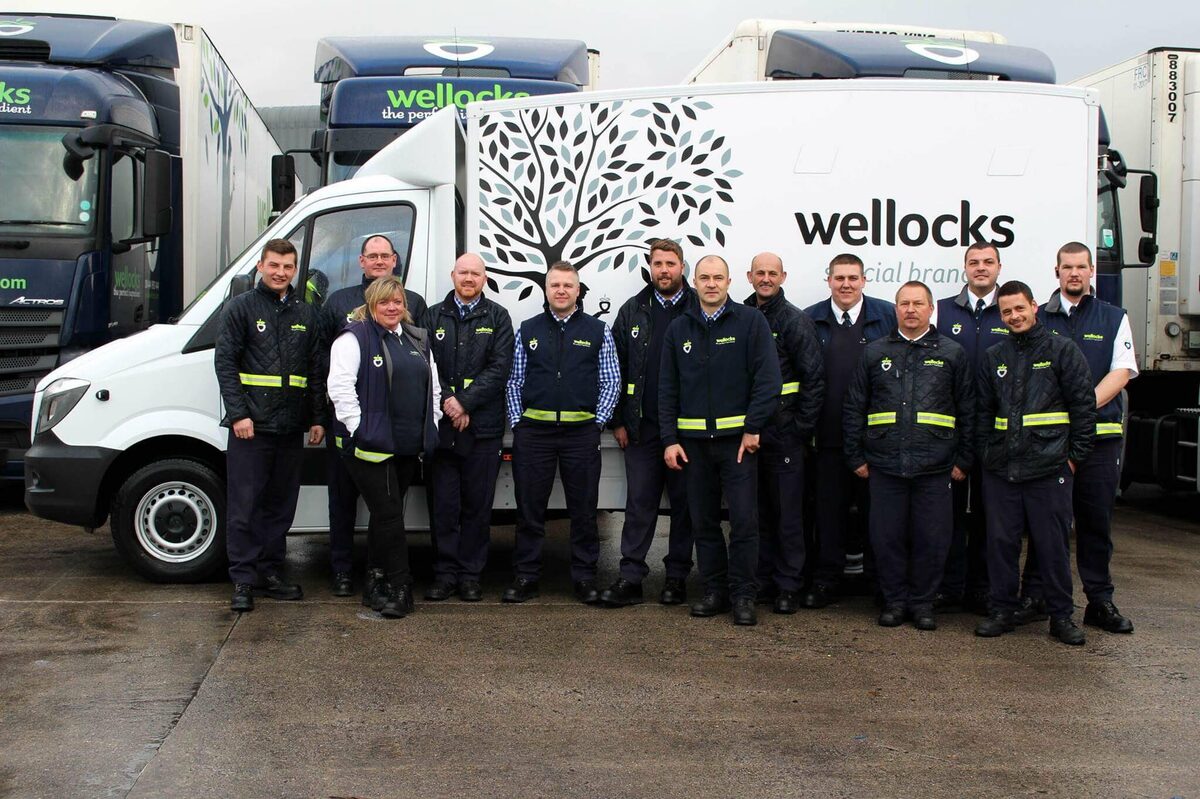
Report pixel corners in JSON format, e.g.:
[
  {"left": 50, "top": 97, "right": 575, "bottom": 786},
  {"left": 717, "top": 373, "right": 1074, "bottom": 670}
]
[{"left": 111, "top": 459, "right": 226, "bottom": 583}]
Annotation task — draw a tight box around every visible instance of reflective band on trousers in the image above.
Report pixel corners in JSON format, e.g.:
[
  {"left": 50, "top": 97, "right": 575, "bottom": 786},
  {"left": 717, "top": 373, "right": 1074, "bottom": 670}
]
[
  {"left": 781, "top": 382, "right": 799, "bottom": 396},
  {"left": 995, "top": 412, "right": 1070, "bottom": 430},
  {"left": 867, "top": 412, "right": 897, "bottom": 426},
  {"left": 522, "top": 409, "right": 596, "bottom": 423},
  {"left": 355, "top": 447, "right": 392, "bottom": 463},
  {"left": 676, "top": 415, "right": 746, "bottom": 431},
  {"left": 1096, "top": 422, "right": 1124, "bottom": 436},
  {"left": 239, "top": 373, "right": 282, "bottom": 387},
  {"left": 916, "top": 412, "right": 956, "bottom": 429}
]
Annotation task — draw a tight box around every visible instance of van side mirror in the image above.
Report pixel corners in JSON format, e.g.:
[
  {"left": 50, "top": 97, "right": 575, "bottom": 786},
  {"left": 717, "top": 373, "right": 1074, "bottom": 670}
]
[
  {"left": 271, "top": 154, "right": 296, "bottom": 214},
  {"left": 142, "top": 150, "right": 173, "bottom": 237},
  {"left": 1139, "top": 174, "right": 1158, "bottom": 235},
  {"left": 228, "top": 272, "right": 254, "bottom": 299}
]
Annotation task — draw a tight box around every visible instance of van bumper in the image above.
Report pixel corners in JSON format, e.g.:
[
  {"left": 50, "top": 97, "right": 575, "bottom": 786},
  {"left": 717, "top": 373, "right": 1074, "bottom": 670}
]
[{"left": 24, "top": 431, "right": 117, "bottom": 527}]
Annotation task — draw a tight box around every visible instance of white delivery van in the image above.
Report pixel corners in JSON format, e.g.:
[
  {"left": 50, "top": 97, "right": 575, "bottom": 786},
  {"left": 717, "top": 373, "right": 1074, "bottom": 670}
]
[{"left": 24, "top": 80, "right": 1098, "bottom": 580}]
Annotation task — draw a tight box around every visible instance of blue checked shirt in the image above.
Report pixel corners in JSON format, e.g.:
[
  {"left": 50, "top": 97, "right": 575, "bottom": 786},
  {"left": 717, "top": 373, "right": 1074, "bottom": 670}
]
[
  {"left": 506, "top": 309, "right": 621, "bottom": 428},
  {"left": 454, "top": 294, "right": 482, "bottom": 317},
  {"left": 701, "top": 301, "right": 728, "bottom": 324}
]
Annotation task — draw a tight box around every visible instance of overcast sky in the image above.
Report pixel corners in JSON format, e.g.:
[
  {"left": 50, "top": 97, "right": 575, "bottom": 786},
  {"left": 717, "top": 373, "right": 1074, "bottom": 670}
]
[{"left": 26, "top": 0, "right": 1200, "bottom": 106}]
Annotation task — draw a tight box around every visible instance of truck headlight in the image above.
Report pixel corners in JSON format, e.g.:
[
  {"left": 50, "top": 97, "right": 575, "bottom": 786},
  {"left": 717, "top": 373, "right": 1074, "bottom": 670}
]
[{"left": 37, "top": 378, "right": 90, "bottom": 434}]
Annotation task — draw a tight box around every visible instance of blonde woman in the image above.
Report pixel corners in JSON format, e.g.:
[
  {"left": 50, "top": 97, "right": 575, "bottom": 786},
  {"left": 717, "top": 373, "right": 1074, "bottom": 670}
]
[{"left": 327, "top": 276, "right": 441, "bottom": 618}]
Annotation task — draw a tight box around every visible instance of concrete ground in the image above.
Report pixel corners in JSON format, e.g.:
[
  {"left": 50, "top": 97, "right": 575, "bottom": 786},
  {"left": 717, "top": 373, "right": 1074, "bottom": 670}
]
[{"left": 0, "top": 486, "right": 1197, "bottom": 799}]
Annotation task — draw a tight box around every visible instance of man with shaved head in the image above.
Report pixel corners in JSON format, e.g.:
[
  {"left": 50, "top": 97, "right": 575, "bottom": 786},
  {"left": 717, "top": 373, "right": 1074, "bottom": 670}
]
[
  {"left": 744, "top": 252, "right": 824, "bottom": 614},
  {"left": 661, "top": 254, "right": 781, "bottom": 625},
  {"left": 422, "top": 253, "right": 514, "bottom": 601}
]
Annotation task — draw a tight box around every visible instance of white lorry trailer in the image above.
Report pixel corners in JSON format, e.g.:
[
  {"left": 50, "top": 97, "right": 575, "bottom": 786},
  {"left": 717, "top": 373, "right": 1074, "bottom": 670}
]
[
  {"left": 1072, "top": 49, "right": 1200, "bottom": 491},
  {"left": 24, "top": 79, "right": 1099, "bottom": 580}
]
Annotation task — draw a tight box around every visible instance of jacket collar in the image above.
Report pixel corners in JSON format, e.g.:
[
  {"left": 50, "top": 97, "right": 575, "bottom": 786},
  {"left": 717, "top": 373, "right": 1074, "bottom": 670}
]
[
  {"left": 953, "top": 285, "right": 997, "bottom": 311},
  {"left": 1044, "top": 288, "right": 1093, "bottom": 316},
  {"left": 438, "top": 290, "right": 490, "bottom": 320},
  {"left": 887, "top": 325, "right": 940, "bottom": 348},
  {"left": 1011, "top": 321, "right": 1049, "bottom": 347},
  {"left": 637, "top": 282, "right": 694, "bottom": 311},
  {"left": 810, "top": 293, "right": 890, "bottom": 324},
  {"left": 255, "top": 280, "right": 294, "bottom": 304},
  {"left": 743, "top": 287, "right": 788, "bottom": 315}
]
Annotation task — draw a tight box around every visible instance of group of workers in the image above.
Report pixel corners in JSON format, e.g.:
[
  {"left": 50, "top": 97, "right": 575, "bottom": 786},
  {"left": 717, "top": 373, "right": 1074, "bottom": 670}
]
[{"left": 213, "top": 234, "right": 1137, "bottom": 646}]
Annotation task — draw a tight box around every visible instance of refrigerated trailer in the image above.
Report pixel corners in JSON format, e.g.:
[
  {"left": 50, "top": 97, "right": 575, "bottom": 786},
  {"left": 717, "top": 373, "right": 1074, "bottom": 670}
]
[
  {"left": 0, "top": 14, "right": 291, "bottom": 476},
  {"left": 23, "top": 79, "right": 1103, "bottom": 580}
]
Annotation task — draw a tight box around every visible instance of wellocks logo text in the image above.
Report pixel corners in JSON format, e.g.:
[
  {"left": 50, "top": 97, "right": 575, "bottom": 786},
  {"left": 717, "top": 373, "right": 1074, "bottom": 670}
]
[{"left": 794, "top": 199, "right": 1015, "bottom": 248}]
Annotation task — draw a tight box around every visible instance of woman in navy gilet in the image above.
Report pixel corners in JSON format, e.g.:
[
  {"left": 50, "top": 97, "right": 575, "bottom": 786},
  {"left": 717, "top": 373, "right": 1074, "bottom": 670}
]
[{"left": 327, "top": 276, "right": 441, "bottom": 618}]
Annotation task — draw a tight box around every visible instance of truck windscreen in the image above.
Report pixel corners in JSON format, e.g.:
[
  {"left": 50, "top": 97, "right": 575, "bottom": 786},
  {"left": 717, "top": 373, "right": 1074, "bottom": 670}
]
[{"left": 0, "top": 126, "right": 98, "bottom": 237}]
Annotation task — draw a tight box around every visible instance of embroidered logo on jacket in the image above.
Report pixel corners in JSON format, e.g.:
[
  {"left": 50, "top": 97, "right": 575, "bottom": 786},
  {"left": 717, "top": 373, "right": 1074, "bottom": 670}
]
[
  {"left": 881, "top": 357, "right": 892, "bottom": 372},
  {"left": 683, "top": 340, "right": 692, "bottom": 354},
  {"left": 255, "top": 319, "right": 266, "bottom": 333},
  {"left": 951, "top": 322, "right": 963, "bottom": 335},
  {"left": 372, "top": 355, "right": 384, "bottom": 368},
  {"left": 1033, "top": 360, "right": 1052, "bottom": 369},
  {"left": 528, "top": 338, "right": 538, "bottom": 351},
  {"left": 630, "top": 325, "right": 640, "bottom": 339},
  {"left": 996, "top": 364, "right": 1008, "bottom": 378},
  {"left": 924, "top": 359, "right": 944, "bottom": 368},
  {"left": 435, "top": 327, "right": 446, "bottom": 340},
  {"left": 290, "top": 324, "right": 307, "bottom": 332},
  {"left": 573, "top": 339, "right": 593, "bottom": 348},
  {"left": 715, "top": 336, "right": 736, "bottom": 345}
]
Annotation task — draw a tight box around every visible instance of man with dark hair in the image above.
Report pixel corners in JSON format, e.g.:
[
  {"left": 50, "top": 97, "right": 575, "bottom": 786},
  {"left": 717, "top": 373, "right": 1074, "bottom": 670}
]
[
  {"left": 318, "top": 233, "right": 427, "bottom": 597},
  {"left": 744, "top": 252, "right": 824, "bottom": 614},
  {"left": 661, "top": 254, "right": 781, "bottom": 626},
  {"left": 215, "top": 239, "right": 327, "bottom": 612},
  {"left": 975, "top": 280, "right": 1095, "bottom": 646},
  {"left": 601, "top": 238, "right": 696, "bottom": 608},
  {"left": 504, "top": 261, "right": 620, "bottom": 605},
  {"left": 423, "top": 253, "right": 514, "bottom": 602},
  {"left": 844, "top": 281, "right": 973, "bottom": 630},
  {"left": 935, "top": 241, "right": 1008, "bottom": 615},
  {"left": 802, "top": 253, "right": 895, "bottom": 608},
  {"left": 1017, "top": 242, "right": 1137, "bottom": 634}
]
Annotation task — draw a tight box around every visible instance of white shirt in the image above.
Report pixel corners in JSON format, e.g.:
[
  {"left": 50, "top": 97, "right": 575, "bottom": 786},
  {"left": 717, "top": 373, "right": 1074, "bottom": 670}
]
[
  {"left": 969, "top": 287, "right": 997, "bottom": 309},
  {"left": 327, "top": 328, "right": 443, "bottom": 436},
  {"left": 899, "top": 327, "right": 931, "bottom": 343},
  {"left": 1060, "top": 296, "right": 1140, "bottom": 377},
  {"left": 830, "top": 297, "right": 864, "bottom": 325}
]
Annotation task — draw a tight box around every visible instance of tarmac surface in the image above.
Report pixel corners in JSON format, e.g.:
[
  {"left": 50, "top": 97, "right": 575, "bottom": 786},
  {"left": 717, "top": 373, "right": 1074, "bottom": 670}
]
[{"left": 0, "top": 484, "right": 1197, "bottom": 799}]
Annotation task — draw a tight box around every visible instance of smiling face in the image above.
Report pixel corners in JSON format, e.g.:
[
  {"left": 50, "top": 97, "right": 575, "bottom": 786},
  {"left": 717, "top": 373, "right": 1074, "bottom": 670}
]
[
  {"left": 545, "top": 267, "right": 580, "bottom": 315},
  {"left": 359, "top": 236, "right": 398, "bottom": 280},
  {"left": 371, "top": 289, "right": 407, "bottom": 331},
  {"left": 965, "top": 245, "right": 1002, "bottom": 296},
  {"left": 827, "top": 261, "right": 865, "bottom": 311},
  {"left": 256, "top": 249, "right": 297, "bottom": 296},
  {"left": 1056, "top": 250, "right": 1094, "bottom": 300},
  {"left": 452, "top": 253, "right": 486, "bottom": 303},
  {"left": 747, "top": 252, "right": 786, "bottom": 303},
  {"left": 998, "top": 290, "right": 1037, "bottom": 334},
  {"left": 650, "top": 247, "right": 685, "bottom": 297},
  {"left": 895, "top": 285, "right": 933, "bottom": 337},
  {"left": 694, "top": 256, "right": 730, "bottom": 312}
]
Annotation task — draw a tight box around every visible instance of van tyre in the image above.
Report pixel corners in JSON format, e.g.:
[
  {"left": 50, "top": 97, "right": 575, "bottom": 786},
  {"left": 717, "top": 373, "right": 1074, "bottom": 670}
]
[{"left": 111, "top": 459, "right": 226, "bottom": 583}]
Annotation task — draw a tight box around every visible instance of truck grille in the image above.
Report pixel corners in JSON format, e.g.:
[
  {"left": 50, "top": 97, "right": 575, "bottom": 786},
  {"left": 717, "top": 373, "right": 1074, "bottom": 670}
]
[{"left": 0, "top": 308, "right": 64, "bottom": 398}]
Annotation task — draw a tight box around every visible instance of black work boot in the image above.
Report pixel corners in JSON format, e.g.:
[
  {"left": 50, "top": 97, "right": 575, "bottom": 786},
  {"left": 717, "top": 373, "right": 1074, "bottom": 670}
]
[
  {"left": 362, "top": 569, "right": 388, "bottom": 611},
  {"left": 1013, "top": 595, "right": 1049, "bottom": 625},
  {"left": 1049, "top": 617, "right": 1086, "bottom": 646},
  {"left": 1083, "top": 600, "right": 1134, "bottom": 634},
  {"left": 975, "top": 609, "right": 1016, "bottom": 637},
  {"left": 231, "top": 583, "right": 254, "bottom": 612}
]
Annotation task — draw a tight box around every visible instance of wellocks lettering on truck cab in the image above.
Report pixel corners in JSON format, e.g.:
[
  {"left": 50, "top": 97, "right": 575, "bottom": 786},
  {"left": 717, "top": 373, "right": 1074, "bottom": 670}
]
[{"left": 794, "top": 199, "right": 1015, "bottom": 248}]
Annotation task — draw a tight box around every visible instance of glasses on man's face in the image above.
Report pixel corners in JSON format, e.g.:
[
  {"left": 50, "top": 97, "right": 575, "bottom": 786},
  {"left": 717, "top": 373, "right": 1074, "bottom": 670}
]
[{"left": 361, "top": 252, "right": 395, "bottom": 263}]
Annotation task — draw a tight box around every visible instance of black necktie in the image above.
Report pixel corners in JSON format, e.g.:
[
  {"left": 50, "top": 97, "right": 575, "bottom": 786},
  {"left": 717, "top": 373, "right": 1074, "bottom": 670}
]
[
  {"left": 841, "top": 311, "right": 851, "bottom": 328},
  {"left": 1068, "top": 305, "right": 1075, "bottom": 318},
  {"left": 975, "top": 298, "right": 985, "bottom": 316}
]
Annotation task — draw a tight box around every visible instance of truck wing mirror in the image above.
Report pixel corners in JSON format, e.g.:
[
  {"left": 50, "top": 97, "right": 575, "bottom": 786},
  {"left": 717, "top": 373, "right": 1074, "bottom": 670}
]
[
  {"left": 1139, "top": 174, "right": 1159, "bottom": 234},
  {"left": 61, "top": 132, "right": 95, "bottom": 181},
  {"left": 142, "top": 150, "right": 173, "bottom": 237},
  {"left": 228, "top": 272, "right": 253, "bottom": 299},
  {"left": 1138, "top": 236, "right": 1158, "bottom": 265},
  {"left": 271, "top": 154, "right": 297, "bottom": 214}
]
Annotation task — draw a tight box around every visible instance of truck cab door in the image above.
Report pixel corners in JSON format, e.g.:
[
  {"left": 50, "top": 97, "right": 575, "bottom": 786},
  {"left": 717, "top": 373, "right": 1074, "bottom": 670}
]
[{"left": 108, "top": 150, "right": 151, "bottom": 337}]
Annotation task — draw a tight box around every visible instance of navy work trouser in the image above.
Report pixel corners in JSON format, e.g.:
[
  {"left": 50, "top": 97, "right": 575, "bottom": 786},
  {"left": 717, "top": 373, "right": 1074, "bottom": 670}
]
[
  {"left": 343, "top": 453, "right": 418, "bottom": 587},
  {"left": 512, "top": 423, "right": 601, "bottom": 582},
  {"left": 226, "top": 431, "right": 303, "bottom": 585},
  {"left": 326, "top": 434, "right": 359, "bottom": 575},
  {"left": 1021, "top": 436, "right": 1122, "bottom": 604},
  {"left": 984, "top": 466, "right": 1075, "bottom": 620},
  {"left": 939, "top": 467, "right": 989, "bottom": 598},
  {"left": 618, "top": 421, "right": 694, "bottom": 583},
  {"left": 756, "top": 428, "right": 807, "bottom": 592},
  {"left": 682, "top": 436, "right": 759, "bottom": 601},
  {"left": 812, "top": 447, "right": 870, "bottom": 588},
  {"left": 429, "top": 437, "right": 503, "bottom": 582},
  {"left": 868, "top": 469, "right": 953, "bottom": 611}
]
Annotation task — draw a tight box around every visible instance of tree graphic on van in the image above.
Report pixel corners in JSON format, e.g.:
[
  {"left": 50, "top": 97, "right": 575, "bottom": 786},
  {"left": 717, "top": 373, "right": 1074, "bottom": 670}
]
[
  {"left": 476, "top": 97, "right": 740, "bottom": 300},
  {"left": 199, "top": 35, "right": 251, "bottom": 269}
]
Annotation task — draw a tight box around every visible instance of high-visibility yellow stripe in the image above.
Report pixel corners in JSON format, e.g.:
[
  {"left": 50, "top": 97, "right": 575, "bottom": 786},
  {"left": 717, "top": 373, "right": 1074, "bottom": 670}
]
[
  {"left": 1096, "top": 422, "right": 1124, "bottom": 436},
  {"left": 715, "top": 415, "right": 746, "bottom": 430},
  {"left": 1024, "top": 412, "right": 1070, "bottom": 426},
  {"left": 522, "top": 409, "right": 596, "bottom": 423},
  {"left": 239, "top": 373, "right": 281, "bottom": 387},
  {"left": 916, "top": 412, "right": 956, "bottom": 429},
  {"left": 781, "top": 382, "right": 799, "bottom": 396},
  {"left": 677, "top": 418, "right": 707, "bottom": 431},
  {"left": 994, "top": 418, "right": 1009, "bottom": 430},
  {"left": 288, "top": 375, "right": 308, "bottom": 388},
  {"left": 627, "top": 383, "right": 636, "bottom": 395},
  {"left": 354, "top": 448, "right": 392, "bottom": 463},
  {"left": 463, "top": 378, "right": 473, "bottom": 388},
  {"left": 867, "top": 412, "right": 897, "bottom": 426},
  {"left": 335, "top": 436, "right": 344, "bottom": 448}
]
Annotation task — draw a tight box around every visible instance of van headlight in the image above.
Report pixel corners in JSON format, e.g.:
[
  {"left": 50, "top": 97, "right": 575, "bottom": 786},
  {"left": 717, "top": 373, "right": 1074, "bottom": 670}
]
[{"left": 37, "top": 378, "right": 90, "bottom": 434}]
